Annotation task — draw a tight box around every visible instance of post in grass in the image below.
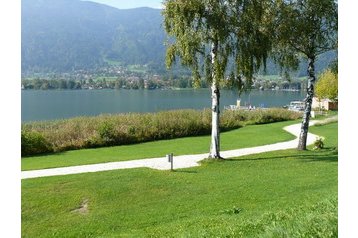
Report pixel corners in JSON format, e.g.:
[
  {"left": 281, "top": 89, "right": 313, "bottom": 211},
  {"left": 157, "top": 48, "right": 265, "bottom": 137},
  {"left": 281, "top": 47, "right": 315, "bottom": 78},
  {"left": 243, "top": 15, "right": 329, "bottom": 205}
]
[{"left": 167, "top": 153, "right": 174, "bottom": 171}]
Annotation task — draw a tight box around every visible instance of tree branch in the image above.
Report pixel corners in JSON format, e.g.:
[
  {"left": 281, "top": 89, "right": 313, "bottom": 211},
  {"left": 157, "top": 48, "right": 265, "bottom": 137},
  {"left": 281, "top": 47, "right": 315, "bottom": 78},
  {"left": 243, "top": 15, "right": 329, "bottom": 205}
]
[{"left": 288, "top": 41, "right": 308, "bottom": 56}]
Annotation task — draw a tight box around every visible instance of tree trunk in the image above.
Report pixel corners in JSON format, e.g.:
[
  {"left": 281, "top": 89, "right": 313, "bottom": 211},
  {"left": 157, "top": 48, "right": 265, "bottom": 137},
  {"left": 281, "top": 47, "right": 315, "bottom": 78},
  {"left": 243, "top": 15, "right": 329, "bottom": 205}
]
[
  {"left": 209, "top": 41, "right": 222, "bottom": 159},
  {"left": 298, "top": 57, "right": 316, "bottom": 150}
]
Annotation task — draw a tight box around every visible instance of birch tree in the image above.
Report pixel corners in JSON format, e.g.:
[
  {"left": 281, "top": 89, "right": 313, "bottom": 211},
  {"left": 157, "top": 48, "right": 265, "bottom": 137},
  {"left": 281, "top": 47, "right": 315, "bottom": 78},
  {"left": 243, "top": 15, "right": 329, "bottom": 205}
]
[
  {"left": 163, "top": 0, "right": 272, "bottom": 158},
  {"left": 273, "top": 0, "right": 338, "bottom": 150}
]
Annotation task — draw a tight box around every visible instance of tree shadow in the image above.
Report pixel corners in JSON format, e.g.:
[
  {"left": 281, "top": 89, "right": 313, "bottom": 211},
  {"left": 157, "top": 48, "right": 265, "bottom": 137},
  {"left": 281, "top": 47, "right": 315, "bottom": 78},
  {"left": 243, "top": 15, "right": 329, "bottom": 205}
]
[
  {"left": 173, "top": 170, "right": 198, "bottom": 174},
  {"left": 222, "top": 147, "right": 338, "bottom": 163},
  {"left": 21, "top": 150, "right": 69, "bottom": 159}
]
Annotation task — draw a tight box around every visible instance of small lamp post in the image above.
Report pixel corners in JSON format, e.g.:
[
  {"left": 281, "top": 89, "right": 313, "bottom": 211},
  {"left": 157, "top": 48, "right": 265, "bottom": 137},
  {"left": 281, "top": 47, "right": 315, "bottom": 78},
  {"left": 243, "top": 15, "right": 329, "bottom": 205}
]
[{"left": 166, "top": 153, "right": 174, "bottom": 171}]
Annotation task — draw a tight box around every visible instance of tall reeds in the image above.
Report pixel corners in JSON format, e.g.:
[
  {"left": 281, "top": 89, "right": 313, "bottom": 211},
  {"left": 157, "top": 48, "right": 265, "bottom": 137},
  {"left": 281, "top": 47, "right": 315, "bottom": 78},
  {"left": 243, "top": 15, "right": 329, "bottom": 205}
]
[{"left": 22, "top": 108, "right": 301, "bottom": 156}]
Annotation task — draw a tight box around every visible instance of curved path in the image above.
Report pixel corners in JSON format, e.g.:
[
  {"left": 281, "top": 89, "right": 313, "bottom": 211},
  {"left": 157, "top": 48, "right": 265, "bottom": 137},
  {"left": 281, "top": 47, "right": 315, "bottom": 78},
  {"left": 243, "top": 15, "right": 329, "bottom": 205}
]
[{"left": 21, "top": 119, "right": 327, "bottom": 180}]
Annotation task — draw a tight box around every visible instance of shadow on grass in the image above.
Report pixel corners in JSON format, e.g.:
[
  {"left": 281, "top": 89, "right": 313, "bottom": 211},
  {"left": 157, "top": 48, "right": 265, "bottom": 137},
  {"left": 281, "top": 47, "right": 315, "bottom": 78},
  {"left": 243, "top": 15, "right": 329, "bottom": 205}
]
[
  {"left": 222, "top": 148, "right": 338, "bottom": 164},
  {"left": 21, "top": 151, "right": 69, "bottom": 160},
  {"left": 173, "top": 170, "right": 198, "bottom": 174}
]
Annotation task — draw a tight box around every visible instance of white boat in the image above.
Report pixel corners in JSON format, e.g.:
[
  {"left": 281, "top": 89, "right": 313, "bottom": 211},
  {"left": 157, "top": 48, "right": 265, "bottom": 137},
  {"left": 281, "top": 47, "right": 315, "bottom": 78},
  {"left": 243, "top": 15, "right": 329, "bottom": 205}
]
[
  {"left": 224, "top": 99, "right": 261, "bottom": 111},
  {"left": 288, "top": 101, "right": 305, "bottom": 111}
]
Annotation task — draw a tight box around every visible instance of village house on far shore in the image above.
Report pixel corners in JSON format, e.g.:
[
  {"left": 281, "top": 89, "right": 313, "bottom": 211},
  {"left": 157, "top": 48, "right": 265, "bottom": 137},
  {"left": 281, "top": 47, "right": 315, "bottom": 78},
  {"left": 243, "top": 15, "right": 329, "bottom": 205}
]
[{"left": 312, "top": 97, "right": 338, "bottom": 111}]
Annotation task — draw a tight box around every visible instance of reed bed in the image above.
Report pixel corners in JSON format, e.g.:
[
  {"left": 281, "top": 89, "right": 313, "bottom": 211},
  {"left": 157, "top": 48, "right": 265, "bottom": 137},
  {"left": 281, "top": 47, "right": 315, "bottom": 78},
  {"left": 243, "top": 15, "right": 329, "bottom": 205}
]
[{"left": 22, "top": 108, "right": 301, "bottom": 156}]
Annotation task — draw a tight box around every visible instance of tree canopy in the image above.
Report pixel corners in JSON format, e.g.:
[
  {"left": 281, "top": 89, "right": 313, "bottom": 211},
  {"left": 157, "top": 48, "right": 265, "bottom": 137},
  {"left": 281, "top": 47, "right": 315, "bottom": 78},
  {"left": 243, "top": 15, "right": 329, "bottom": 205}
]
[
  {"left": 163, "top": 0, "right": 338, "bottom": 152},
  {"left": 163, "top": 0, "right": 274, "bottom": 158},
  {"left": 272, "top": 0, "right": 338, "bottom": 150},
  {"left": 315, "top": 69, "right": 338, "bottom": 101},
  {"left": 163, "top": 0, "right": 273, "bottom": 89},
  {"left": 273, "top": 0, "right": 338, "bottom": 67}
]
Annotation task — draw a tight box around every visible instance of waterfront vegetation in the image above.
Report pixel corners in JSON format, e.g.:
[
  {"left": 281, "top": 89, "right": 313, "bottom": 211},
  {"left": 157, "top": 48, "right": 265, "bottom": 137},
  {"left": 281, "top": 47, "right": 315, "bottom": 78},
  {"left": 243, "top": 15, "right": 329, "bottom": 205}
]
[
  {"left": 21, "top": 108, "right": 301, "bottom": 157},
  {"left": 22, "top": 120, "right": 297, "bottom": 171},
  {"left": 21, "top": 121, "right": 338, "bottom": 237},
  {"left": 21, "top": 74, "right": 306, "bottom": 91}
]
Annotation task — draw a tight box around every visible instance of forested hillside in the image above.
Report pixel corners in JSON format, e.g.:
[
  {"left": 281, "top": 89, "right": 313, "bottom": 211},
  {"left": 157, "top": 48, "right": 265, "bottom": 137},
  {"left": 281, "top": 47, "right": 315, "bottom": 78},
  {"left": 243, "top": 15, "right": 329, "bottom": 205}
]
[
  {"left": 21, "top": 0, "right": 336, "bottom": 76},
  {"left": 22, "top": 0, "right": 165, "bottom": 73}
]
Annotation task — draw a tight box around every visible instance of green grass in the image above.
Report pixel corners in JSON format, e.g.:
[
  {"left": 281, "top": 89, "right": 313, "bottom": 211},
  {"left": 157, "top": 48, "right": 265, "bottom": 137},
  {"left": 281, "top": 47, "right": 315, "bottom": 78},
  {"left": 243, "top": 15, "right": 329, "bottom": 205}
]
[
  {"left": 22, "top": 120, "right": 297, "bottom": 171},
  {"left": 21, "top": 122, "right": 338, "bottom": 237},
  {"left": 310, "top": 122, "right": 338, "bottom": 150}
]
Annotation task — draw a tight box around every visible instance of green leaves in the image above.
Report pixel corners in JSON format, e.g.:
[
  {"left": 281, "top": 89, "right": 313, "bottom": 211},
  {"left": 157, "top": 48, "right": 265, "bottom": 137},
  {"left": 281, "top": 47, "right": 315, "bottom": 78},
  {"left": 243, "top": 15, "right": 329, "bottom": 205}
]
[
  {"left": 273, "top": 0, "right": 338, "bottom": 70},
  {"left": 315, "top": 69, "right": 338, "bottom": 101},
  {"left": 165, "top": 44, "right": 177, "bottom": 69},
  {"left": 163, "top": 0, "right": 273, "bottom": 87},
  {"left": 21, "top": 130, "right": 53, "bottom": 156}
]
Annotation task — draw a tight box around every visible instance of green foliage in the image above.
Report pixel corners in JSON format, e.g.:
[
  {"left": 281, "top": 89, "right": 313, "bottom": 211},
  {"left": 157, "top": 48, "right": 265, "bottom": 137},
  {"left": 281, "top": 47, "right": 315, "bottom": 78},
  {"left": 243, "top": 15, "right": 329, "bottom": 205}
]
[
  {"left": 163, "top": 0, "right": 272, "bottom": 89},
  {"left": 22, "top": 0, "right": 337, "bottom": 77},
  {"left": 273, "top": 0, "right": 338, "bottom": 69},
  {"left": 329, "top": 59, "right": 338, "bottom": 75},
  {"left": 21, "top": 109, "right": 301, "bottom": 157},
  {"left": 22, "top": 120, "right": 298, "bottom": 170},
  {"left": 272, "top": 0, "right": 338, "bottom": 150},
  {"left": 21, "top": 130, "right": 53, "bottom": 156},
  {"left": 315, "top": 69, "right": 338, "bottom": 101},
  {"left": 313, "top": 137, "right": 324, "bottom": 150},
  {"left": 98, "top": 121, "right": 117, "bottom": 145},
  {"left": 22, "top": 1, "right": 166, "bottom": 74},
  {"left": 222, "top": 108, "right": 301, "bottom": 127}
]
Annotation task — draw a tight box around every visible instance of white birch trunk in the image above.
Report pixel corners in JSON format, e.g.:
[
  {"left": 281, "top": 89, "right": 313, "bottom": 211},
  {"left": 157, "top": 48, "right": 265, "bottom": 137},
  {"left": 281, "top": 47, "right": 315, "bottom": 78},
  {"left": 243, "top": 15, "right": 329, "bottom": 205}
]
[
  {"left": 209, "top": 41, "right": 221, "bottom": 159},
  {"left": 298, "top": 57, "right": 316, "bottom": 150}
]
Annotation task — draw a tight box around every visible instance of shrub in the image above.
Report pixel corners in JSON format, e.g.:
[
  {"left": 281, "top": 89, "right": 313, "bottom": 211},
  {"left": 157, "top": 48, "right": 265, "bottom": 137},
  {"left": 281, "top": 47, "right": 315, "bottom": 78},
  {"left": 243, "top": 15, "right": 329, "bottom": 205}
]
[
  {"left": 222, "top": 108, "right": 301, "bottom": 126},
  {"left": 313, "top": 137, "right": 324, "bottom": 150},
  {"left": 98, "top": 121, "right": 117, "bottom": 145},
  {"left": 83, "top": 135, "right": 103, "bottom": 148},
  {"left": 21, "top": 130, "right": 53, "bottom": 156}
]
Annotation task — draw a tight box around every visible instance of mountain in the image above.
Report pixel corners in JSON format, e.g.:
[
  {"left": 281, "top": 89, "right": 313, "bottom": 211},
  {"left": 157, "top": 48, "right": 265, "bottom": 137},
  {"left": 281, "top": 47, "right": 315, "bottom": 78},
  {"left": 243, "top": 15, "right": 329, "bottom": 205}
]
[
  {"left": 22, "top": 0, "right": 336, "bottom": 76},
  {"left": 22, "top": 0, "right": 166, "bottom": 74}
]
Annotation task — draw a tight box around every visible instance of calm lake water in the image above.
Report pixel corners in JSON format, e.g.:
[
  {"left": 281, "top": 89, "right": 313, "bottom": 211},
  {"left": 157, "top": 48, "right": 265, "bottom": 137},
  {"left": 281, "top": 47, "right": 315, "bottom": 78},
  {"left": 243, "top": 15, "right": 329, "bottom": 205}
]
[{"left": 21, "top": 89, "right": 305, "bottom": 122}]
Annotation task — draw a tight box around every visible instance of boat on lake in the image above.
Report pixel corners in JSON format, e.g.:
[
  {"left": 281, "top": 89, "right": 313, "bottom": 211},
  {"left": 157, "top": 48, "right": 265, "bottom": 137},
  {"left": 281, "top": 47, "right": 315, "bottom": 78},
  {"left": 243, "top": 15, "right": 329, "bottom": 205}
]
[
  {"left": 287, "top": 101, "right": 305, "bottom": 112},
  {"left": 224, "top": 99, "right": 265, "bottom": 111}
]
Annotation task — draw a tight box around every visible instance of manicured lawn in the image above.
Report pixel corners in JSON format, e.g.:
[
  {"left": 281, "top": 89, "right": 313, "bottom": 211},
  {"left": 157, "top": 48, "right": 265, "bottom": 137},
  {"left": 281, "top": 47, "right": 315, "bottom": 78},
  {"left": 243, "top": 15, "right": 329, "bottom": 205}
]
[
  {"left": 21, "top": 122, "right": 338, "bottom": 237},
  {"left": 22, "top": 120, "right": 297, "bottom": 171}
]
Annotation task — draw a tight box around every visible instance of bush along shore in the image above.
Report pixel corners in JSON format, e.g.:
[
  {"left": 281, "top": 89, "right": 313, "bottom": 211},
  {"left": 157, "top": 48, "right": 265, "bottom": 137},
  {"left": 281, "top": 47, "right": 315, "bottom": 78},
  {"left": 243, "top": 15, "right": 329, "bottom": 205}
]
[{"left": 21, "top": 108, "right": 301, "bottom": 157}]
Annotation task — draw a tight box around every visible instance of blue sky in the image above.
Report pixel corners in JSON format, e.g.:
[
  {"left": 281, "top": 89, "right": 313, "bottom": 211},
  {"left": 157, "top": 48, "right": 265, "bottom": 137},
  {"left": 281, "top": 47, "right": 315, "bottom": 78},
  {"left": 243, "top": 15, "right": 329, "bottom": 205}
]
[{"left": 87, "top": 0, "right": 163, "bottom": 9}]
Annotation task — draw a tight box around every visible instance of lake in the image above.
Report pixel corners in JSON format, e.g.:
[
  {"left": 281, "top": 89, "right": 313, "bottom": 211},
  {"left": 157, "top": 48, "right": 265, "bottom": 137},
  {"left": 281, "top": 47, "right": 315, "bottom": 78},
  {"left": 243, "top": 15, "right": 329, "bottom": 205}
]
[{"left": 21, "top": 89, "right": 305, "bottom": 122}]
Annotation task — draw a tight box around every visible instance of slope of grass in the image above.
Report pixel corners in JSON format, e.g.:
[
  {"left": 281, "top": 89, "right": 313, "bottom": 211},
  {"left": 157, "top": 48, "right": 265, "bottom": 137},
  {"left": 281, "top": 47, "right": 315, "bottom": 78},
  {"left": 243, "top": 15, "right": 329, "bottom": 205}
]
[
  {"left": 22, "top": 120, "right": 297, "bottom": 171},
  {"left": 21, "top": 122, "right": 338, "bottom": 237}
]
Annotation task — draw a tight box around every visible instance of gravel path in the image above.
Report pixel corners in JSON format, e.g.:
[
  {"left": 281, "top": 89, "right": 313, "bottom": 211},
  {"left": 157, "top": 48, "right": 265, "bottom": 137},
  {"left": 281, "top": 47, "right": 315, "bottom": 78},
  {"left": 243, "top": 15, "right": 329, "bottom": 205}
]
[{"left": 21, "top": 119, "right": 329, "bottom": 180}]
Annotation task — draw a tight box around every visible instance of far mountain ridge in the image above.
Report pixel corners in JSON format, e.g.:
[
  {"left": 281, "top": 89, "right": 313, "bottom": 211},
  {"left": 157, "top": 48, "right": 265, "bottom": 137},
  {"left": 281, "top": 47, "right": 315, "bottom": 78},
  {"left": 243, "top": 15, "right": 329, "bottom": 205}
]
[
  {"left": 22, "top": 0, "right": 165, "bottom": 74},
  {"left": 22, "top": 0, "right": 336, "bottom": 76}
]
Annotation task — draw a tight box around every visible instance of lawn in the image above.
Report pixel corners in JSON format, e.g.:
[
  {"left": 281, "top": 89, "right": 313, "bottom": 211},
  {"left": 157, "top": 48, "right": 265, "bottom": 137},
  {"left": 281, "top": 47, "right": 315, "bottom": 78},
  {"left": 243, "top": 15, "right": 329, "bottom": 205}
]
[
  {"left": 22, "top": 120, "right": 297, "bottom": 171},
  {"left": 21, "top": 122, "right": 338, "bottom": 237}
]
